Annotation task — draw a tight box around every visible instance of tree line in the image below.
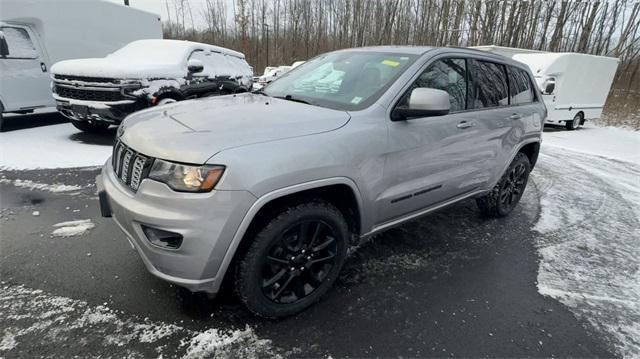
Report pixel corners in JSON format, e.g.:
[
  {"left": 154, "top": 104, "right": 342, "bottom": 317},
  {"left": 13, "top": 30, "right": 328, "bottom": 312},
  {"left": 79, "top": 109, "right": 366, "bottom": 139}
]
[{"left": 163, "top": 0, "right": 640, "bottom": 127}]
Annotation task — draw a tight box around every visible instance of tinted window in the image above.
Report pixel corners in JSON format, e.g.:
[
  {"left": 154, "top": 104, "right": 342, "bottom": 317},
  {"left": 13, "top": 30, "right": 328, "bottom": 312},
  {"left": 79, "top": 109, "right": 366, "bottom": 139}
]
[
  {"left": 508, "top": 67, "right": 535, "bottom": 104},
  {"left": 472, "top": 61, "right": 508, "bottom": 108},
  {"left": 1, "top": 27, "right": 38, "bottom": 59},
  {"left": 401, "top": 58, "right": 467, "bottom": 112}
]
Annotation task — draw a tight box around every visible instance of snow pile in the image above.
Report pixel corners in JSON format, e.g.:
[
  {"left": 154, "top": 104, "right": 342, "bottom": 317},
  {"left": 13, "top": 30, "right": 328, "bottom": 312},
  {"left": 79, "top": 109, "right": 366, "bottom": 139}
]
[
  {"left": 0, "top": 283, "right": 277, "bottom": 357},
  {"left": 0, "top": 178, "right": 83, "bottom": 193},
  {"left": 51, "top": 219, "right": 95, "bottom": 237},
  {"left": 182, "top": 326, "right": 275, "bottom": 359},
  {"left": 0, "top": 123, "right": 112, "bottom": 169},
  {"left": 533, "top": 124, "right": 640, "bottom": 357}
]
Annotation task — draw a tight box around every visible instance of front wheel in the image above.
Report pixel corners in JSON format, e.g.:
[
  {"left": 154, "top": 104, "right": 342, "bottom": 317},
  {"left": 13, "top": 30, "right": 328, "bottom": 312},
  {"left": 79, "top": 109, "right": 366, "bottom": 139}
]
[
  {"left": 70, "top": 120, "right": 110, "bottom": 133},
  {"left": 476, "top": 152, "right": 531, "bottom": 217},
  {"left": 235, "top": 201, "right": 349, "bottom": 318}
]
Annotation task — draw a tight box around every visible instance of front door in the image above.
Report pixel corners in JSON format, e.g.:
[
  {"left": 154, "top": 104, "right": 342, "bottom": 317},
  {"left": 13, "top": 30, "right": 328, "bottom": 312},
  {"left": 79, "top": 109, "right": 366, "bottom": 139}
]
[
  {"left": 0, "top": 24, "right": 52, "bottom": 111},
  {"left": 376, "top": 57, "right": 492, "bottom": 224}
]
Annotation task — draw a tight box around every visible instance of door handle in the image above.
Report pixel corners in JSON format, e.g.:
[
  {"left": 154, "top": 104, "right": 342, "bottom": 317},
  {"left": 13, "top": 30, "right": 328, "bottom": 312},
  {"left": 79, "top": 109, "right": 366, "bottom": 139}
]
[
  {"left": 40, "top": 62, "right": 47, "bottom": 72},
  {"left": 456, "top": 121, "right": 475, "bottom": 129},
  {"left": 509, "top": 113, "right": 522, "bottom": 120}
]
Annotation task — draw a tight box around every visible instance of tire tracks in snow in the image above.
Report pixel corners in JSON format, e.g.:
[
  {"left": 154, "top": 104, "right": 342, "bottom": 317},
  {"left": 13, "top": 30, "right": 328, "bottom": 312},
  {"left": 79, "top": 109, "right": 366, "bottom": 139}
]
[{"left": 532, "top": 145, "right": 640, "bottom": 357}]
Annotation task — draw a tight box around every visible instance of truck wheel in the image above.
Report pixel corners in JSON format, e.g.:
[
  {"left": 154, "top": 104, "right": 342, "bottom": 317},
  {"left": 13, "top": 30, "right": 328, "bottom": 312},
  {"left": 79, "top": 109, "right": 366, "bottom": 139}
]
[
  {"left": 476, "top": 152, "right": 531, "bottom": 217},
  {"left": 235, "top": 201, "right": 349, "bottom": 318},
  {"left": 565, "top": 113, "right": 583, "bottom": 131},
  {"left": 70, "top": 120, "right": 110, "bottom": 133},
  {"left": 0, "top": 112, "right": 4, "bottom": 132},
  {"left": 157, "top": 98, "right": 177, "bottom": 106}
]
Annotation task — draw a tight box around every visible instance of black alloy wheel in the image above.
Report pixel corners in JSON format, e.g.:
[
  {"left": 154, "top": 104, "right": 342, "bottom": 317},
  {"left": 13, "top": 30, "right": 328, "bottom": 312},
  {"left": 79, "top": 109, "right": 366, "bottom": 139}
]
[{"left": 261, "top": 220, "right": 338, "bottom": 304}]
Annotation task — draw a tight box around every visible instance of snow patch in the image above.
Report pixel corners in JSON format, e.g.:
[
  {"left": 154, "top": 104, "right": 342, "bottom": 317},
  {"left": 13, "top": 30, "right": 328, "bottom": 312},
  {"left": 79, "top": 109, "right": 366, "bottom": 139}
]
[
  {"left": 0, "top": 178, "right": 83, "bottom": 193},
  {"left": 0, "top": 284, "right": 277, "bottom": 357},
  {"left": 51, "top": 219, "right": 95, "bottom": 237},
  {"left": 0, "top": 123, "right": 112, "bottom": 170}
]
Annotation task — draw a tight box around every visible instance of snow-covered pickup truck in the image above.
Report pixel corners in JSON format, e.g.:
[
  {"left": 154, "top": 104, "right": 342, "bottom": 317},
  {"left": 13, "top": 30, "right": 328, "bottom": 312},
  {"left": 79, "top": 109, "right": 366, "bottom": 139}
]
[{"left": 51, "top": 39, "right": 253, "bottom": 133}]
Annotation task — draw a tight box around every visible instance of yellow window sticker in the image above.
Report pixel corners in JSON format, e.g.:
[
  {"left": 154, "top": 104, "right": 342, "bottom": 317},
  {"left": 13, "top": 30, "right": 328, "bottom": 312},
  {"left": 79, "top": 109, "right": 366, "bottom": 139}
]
[{"left": 381, "top": 59, "right": 400, "bottom": 67}]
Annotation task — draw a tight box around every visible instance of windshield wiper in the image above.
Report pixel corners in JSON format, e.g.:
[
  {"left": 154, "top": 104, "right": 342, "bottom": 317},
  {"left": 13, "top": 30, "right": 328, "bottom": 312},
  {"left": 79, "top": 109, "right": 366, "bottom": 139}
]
[{"left": 275, "top": 94, "right": 312, "bottom": 105}]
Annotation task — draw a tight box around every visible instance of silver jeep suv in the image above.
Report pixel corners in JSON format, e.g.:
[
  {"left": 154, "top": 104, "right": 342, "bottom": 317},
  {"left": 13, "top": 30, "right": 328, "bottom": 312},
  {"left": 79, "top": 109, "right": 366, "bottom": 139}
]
[{"left": 97, "top": 46, "right": 544, "bottom": 318}]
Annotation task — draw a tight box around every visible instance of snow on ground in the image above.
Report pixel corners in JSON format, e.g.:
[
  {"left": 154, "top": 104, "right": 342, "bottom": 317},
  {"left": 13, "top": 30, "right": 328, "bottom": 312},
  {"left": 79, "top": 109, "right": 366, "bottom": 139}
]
[
  {"left": 533, "top": 124, "right": 640, "bottom": 357},
  {"left": 0, "top": 178, "right": 84, "bottom": 193},
  {"left": 0, "top": 123, "right": 112, "bottom": 170},
  {"left": 51, "top": 219, "right": 96, "bottom": 237},
  {"left": 0, "top": 283, "right": 277, "bottom": 358}
]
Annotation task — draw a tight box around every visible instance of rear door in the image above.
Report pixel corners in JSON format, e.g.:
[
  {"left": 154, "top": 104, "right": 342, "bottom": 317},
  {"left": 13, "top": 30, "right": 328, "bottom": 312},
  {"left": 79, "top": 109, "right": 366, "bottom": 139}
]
[
  {"left": 468, "top": 59, "right": 516, "bottom": 182},
  {"left": 0, "top": 24, "right": 52, "bottom": 111}
]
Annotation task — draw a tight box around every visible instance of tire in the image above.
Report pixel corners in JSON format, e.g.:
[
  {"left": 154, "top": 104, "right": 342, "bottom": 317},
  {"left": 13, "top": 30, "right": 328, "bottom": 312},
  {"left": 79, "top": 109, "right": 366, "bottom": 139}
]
[
  {"left": 565, "top": 112, "right": 583, "bottom": 131},
  {"left": 235, "top": 201, "right": 349, "bottom": 318},
  {"left": 476, "top": 152, "right": 531, "bottom": 217},
  {"left": 0, "top": 112, "right": 4, "bottom": 133},
  {"left": 70, "top": 120, "right": 110, "bottom": 133},
  {"left": 157, "top": 98, "right": 177, "bottom": 106}
]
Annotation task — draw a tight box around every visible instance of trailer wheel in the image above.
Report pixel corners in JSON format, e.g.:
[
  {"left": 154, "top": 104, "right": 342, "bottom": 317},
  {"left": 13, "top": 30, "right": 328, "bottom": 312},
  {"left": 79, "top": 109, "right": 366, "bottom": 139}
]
[{"left": 566, "top": 112, "right": 583, "bottom": 131}]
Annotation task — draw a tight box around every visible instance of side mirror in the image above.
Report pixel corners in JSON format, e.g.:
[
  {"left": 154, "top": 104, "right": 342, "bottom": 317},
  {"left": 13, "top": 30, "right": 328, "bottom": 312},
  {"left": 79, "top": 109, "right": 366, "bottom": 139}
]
[
  {"left": 544, "top": 81, "right": 555, "bottom": 95},
  {"left": 0, "top": 31, "right": 9, "bottom": 57},
  {"left": 187, "top": 59, "right": 204, "bottom": 74},
  {"left": 392, "top": 88, "right": 450, "bottom": 121}
]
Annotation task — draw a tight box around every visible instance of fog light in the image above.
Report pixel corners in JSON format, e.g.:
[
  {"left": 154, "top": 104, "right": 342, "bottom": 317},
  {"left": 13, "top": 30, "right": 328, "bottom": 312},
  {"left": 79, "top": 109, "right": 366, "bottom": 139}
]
[{"left": 141, "top": 225, "right": 183, "bottom": 249}]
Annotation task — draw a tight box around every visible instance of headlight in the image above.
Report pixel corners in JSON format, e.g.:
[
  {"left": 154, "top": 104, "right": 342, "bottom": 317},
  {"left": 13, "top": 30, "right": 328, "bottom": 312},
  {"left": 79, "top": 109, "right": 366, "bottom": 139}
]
[{"left": 148, "top": 159, "right": 225, "bottom": 193}]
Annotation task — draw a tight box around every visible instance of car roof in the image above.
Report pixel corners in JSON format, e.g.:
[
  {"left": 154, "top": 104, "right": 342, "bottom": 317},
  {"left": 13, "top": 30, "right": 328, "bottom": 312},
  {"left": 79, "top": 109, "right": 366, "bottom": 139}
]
[
  {"left": 339, "top": 46, "right": 434, "bottom": 55},
  {"left": 127, "top": 39, "right": 246, "bottom": 59}
]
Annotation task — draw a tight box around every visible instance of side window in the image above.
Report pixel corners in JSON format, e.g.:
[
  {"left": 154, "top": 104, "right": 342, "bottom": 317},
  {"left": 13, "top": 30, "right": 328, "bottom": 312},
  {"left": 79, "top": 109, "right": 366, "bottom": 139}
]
[
  {"left": 0, "top": 26, "right": 38, "bottom": 59},
  {"left": 401, "top": 58, "right": 467, "bottom": 112},
  {"left": 508, "top": 67, "right": 534, "bottom": 104},
  {"left": 472, "top": 61, "right": 508, "bottom": 108}
]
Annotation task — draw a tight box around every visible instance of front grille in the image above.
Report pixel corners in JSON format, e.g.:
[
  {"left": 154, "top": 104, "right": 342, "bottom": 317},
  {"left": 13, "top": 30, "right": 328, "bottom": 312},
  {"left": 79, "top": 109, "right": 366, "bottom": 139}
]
[
  {"left": 55, "top": 86, "right": 125, "bottom": 102},
  {"left": 112, "top": 141, "right": 153, "bottom": 191},
  {"left": 54, "top": 74, "right": 119, "bottom": 84}
]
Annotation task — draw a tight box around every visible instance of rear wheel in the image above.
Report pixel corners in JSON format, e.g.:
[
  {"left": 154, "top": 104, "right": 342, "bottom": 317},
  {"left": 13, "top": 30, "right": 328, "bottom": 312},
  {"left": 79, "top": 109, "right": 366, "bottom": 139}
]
[
  {"left": 70, "top": 120, "right": 110, "bottom": 133},
  {"left": 565, "top": 112, "right": 583, "bottom": 131},
  {"left": 476, "top": 152, "right": 531, "bottom": 217},
  {"left": 235, "top": 201, "right": 349, "bottom": 318}
]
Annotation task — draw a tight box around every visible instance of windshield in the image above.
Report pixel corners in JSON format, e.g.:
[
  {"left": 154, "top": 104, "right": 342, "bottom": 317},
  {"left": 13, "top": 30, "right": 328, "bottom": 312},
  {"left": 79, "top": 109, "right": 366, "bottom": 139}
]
[{"left": 263, "top": 51, "right": 418, "bottom": 111}]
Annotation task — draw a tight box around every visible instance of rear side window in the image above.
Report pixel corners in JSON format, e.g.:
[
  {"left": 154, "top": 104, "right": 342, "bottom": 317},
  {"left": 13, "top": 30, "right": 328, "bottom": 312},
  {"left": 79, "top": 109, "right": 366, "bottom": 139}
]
[
  {"left": 402, "top": 58, "right": 467, "bottom": 112},
  {"left": 508, "top": 67, "right": 535, "bottom": 104},
  {"left": 0, "top": 27, "right": 38, "bottom": 59},
  {"left": 472, "top": 61, "right": 508, "bottom": 108}
]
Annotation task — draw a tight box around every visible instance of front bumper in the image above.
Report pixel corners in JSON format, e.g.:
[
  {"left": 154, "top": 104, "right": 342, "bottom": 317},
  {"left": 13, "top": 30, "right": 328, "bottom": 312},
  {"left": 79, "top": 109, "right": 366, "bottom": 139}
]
[
  {"left": 97, "top": 159, "right": 257, "bottom": 294},
  {"left": 55, "top": 97, "right": 146, "bottom": 124}
]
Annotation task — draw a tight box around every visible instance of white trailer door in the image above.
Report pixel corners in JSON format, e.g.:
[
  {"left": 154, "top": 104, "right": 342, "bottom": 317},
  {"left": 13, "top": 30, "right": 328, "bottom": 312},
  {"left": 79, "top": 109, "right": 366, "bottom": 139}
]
[{"left": 0, "top": 24, "right": 52, "bottom": 111}]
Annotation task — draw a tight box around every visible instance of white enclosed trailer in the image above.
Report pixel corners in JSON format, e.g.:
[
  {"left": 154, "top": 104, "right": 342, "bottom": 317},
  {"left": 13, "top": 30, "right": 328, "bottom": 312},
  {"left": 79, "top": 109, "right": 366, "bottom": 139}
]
[
  {"left": 473, "top": 45, "right": 619, "bottom": 130},
  {"left": 0, "top": 0, "right": 162, "bottom": 124}
]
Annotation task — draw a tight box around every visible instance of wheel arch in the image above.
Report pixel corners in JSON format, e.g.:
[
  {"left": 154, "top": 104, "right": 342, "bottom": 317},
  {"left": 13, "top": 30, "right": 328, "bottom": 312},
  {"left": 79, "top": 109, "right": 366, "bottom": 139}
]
[
  {"left": 518, "top": 141, "right": 540, "bottom": 169},
  {"left": 153, "top": 87, "right": 184, "bottom": 102},
  {"left": 213, "top": 177, "right": 364, "bottom": 292}
]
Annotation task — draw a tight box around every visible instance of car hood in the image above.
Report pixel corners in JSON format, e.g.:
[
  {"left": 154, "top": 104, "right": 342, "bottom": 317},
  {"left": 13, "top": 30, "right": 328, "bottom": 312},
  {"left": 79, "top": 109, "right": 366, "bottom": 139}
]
[
  {"left": 119, "top": 93, "right": 351, "bottom": 164},
  {"left": 51, "top": 58, "right": 185, "bottom": 79}
]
